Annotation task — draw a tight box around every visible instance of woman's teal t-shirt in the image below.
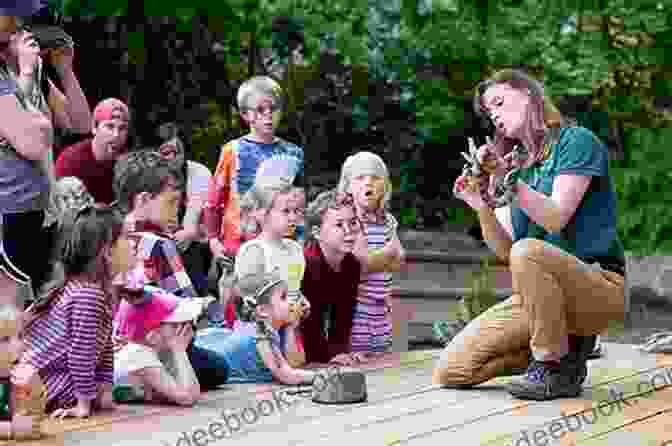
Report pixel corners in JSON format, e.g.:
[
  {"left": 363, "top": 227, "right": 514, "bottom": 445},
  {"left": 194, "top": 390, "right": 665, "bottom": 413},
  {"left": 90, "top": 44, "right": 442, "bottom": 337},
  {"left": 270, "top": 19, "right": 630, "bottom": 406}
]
[{"left": 511, "top": 126, "right": 625, "bottom": 266}]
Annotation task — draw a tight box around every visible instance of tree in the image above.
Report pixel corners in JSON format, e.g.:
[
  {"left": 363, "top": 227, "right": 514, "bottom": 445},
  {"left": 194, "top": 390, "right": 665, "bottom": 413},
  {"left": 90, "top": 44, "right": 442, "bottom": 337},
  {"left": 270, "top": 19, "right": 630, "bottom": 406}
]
[{"left": 60, "top": 0, "right": 672, "bottom": 249}]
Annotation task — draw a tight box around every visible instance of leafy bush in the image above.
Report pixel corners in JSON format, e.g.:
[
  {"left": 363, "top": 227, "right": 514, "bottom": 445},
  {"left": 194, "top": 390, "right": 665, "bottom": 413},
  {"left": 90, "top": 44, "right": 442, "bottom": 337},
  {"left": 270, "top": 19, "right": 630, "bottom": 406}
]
[
  {"left": 612, "top": 127, "right": 672, "bottom": 255},
  {"left": 461, "top": 258, "right": 499, "bottom": 321}
]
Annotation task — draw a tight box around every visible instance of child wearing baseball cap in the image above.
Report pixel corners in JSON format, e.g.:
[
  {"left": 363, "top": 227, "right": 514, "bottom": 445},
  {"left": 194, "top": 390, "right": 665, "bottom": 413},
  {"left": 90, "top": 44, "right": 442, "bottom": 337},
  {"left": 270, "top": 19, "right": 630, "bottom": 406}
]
[{"left": 113, "top": 288, "right": 214, "bottom": 406}]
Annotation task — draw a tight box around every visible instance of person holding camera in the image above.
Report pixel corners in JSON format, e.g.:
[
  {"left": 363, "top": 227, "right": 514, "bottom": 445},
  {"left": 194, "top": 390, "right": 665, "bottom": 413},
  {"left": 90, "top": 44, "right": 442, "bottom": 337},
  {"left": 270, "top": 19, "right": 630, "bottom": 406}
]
[{"left": 0, "top": 5, "right": 91, "bottom": 310}]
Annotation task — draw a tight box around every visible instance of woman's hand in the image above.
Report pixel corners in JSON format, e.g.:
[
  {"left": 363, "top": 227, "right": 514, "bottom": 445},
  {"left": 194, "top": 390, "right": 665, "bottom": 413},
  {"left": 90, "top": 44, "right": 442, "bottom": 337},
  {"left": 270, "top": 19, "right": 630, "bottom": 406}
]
[{"left": 453, "top": 173, "right": 489, "bottom": 211}]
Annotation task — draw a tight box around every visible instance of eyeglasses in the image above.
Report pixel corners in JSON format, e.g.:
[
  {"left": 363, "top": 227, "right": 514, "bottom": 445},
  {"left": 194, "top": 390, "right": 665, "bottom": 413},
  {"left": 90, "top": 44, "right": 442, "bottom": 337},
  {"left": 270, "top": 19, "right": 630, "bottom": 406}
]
[{"left": 248, "top": 104, "right": 281, "bottom": 116}]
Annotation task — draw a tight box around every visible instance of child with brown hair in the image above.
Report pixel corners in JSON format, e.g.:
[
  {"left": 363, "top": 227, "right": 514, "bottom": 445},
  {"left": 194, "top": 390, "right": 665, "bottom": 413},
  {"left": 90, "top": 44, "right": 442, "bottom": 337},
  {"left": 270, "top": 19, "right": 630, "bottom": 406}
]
[{"left": 18, "top": 203, "right": 135, "bottom": 418}]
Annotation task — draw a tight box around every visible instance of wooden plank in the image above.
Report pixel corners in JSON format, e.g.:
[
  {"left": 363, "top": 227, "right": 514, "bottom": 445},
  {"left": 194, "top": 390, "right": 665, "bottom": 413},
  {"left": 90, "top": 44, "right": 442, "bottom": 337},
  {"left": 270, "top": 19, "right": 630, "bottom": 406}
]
[
  {"left": 11, "top": 346, "right": 669, "bottom": 446},
  {"left": 17, "top": 351, "right": 442, "bottom": 445},
  {"left": 332, "top": 345, "right": 669, "bottom": 446},
  {"left": 582, "top": 408, "right": 672, "bottom": 446}
]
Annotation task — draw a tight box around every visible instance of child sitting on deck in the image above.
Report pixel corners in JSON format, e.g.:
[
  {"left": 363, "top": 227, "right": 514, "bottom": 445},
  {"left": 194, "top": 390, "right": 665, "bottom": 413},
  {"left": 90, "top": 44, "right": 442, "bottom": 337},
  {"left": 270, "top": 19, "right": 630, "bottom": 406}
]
[
  {"left": 337, "top": 152, "right": 405, "bottom": 360},
  {"left": 195, "top": 273, "right": 316, "bottom": 385},
  {"left": 18, "top": 204, "right": 134, "bottom": 419},
  {"left": 113, "top": 288, "right": 212, "bottom": 406}
]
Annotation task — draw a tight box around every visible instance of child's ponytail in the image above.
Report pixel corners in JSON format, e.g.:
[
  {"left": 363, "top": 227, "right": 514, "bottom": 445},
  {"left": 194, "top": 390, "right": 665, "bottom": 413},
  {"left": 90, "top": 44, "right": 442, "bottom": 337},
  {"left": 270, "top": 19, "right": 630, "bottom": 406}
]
[{"left": 28, "top": 205, "right": 124, "bottom": 317}]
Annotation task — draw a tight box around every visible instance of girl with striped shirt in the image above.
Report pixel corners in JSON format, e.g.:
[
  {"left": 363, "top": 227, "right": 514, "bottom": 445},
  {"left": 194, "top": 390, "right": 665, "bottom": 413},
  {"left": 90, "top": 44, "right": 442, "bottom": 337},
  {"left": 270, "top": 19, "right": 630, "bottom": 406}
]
[
  {"left": 18, "top": 204, "right": 135, "bottom": 418},
  {"left": 337, "top": 152, "right": 405, "bottom": 360}
]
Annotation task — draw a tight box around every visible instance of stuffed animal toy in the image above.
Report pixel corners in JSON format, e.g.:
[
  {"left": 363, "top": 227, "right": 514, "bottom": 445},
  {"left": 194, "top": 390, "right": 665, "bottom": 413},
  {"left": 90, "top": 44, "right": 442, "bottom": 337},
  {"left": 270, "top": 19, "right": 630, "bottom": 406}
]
[{"left": 459, "top": 137, "right": 527, "bottom": 209}]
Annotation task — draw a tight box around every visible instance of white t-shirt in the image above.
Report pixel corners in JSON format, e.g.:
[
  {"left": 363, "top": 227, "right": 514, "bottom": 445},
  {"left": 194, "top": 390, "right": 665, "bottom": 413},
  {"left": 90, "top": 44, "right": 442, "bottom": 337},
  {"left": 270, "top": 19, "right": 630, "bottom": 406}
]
[{"left": 114, "top": 342, "right": 163, "bottom": 386}]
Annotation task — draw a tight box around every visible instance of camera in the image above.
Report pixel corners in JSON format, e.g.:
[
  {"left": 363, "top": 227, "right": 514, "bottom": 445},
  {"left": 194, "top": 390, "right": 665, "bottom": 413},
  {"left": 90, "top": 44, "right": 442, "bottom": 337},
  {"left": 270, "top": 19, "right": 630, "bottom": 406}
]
[{"left": 19, "top": 0, "right": 72, "bottom": 51}]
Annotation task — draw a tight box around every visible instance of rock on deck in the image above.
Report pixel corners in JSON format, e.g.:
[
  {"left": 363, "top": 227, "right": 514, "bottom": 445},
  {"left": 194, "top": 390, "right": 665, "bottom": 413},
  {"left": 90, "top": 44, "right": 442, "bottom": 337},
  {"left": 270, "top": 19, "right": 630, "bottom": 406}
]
[{"left": 11, "top": 344, "right": 672, "bottom": 446}]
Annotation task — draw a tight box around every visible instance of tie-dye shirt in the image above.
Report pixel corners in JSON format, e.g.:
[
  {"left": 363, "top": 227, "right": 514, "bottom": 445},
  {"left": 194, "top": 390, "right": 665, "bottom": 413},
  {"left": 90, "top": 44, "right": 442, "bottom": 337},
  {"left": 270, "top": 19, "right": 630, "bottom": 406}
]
[{"left": 203, "top": 135, "right": 304, "bottom": 257}]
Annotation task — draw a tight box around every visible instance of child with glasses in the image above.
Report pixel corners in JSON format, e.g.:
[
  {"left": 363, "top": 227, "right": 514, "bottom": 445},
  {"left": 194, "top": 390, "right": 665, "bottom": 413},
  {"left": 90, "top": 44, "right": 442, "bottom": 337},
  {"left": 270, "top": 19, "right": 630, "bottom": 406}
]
[{"left": 204, "top": 76, "right": 305, "bottom": 284}]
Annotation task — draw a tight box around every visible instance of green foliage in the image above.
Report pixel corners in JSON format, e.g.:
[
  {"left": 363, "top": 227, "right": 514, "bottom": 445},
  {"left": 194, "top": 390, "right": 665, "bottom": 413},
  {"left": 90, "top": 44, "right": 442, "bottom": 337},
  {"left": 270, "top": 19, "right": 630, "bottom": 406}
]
[
  {"left": 611, "top": 127, "right": 672, "bottom": 255},
  {"left": 60, "top": 0, "right": 672, "bottom": 241},
  {"left": 444, "top": 207, "right": 478, "bottom": 227},
  {"left": 190, "top": 101, "right": 238, "bottom": 169},
  {"left": 461, "top": 258, "right": 499, "bottom": 321}
]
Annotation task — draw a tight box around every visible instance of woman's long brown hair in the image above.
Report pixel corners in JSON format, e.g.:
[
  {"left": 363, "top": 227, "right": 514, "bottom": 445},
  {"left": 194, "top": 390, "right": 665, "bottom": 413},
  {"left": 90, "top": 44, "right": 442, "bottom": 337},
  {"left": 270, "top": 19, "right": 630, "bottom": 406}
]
[{"left": 473, "top": 68, "right": 571, "bottom": 165}]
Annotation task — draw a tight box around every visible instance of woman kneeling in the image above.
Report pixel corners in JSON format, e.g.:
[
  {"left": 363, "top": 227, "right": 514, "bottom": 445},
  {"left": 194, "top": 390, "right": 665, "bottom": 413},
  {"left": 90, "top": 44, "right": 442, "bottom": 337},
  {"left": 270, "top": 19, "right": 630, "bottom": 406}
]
[{"left": 434, "top": 69, "right": 626, "bottom": 401}]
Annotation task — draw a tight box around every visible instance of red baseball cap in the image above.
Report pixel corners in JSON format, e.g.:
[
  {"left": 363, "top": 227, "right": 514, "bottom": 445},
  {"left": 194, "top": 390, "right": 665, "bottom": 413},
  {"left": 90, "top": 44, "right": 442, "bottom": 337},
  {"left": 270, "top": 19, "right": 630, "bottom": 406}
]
[{"left": 93, "top": 98, "right": 130, "bottom": 123}]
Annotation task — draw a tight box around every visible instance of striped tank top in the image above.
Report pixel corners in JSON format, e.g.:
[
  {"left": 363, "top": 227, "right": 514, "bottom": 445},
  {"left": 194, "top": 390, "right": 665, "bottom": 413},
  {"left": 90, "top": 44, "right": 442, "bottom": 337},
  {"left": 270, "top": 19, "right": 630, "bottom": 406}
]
[{"left": 350, "top": 213, "right": 397, "bottom": 353}]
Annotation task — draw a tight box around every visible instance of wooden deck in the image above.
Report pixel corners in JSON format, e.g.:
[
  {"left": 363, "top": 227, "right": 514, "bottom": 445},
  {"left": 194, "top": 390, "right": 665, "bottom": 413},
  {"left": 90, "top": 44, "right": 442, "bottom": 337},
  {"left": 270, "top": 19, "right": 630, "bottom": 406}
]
[{"left": 8, "top": 343, "right": 672, "bottom": 446}]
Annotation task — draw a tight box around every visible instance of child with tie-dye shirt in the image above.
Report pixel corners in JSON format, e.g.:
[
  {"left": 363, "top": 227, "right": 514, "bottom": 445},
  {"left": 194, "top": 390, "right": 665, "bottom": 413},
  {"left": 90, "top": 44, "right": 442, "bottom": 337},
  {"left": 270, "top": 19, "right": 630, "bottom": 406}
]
[{"left": 204, "top": 76, "right": 305, "bottom": 261}]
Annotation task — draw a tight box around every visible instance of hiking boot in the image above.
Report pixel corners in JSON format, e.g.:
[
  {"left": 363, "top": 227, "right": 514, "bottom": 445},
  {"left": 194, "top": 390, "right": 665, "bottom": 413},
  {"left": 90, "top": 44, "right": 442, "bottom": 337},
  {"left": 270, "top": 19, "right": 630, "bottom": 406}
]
[
  {"left": 569, "top": 335, "right": 598, "bottom": 384},
  {"left": 587, "top": 336, "right": 604, "bottom": 359},
  {"left": 507, "top": 357, "right": 584, "bottom": 400}
]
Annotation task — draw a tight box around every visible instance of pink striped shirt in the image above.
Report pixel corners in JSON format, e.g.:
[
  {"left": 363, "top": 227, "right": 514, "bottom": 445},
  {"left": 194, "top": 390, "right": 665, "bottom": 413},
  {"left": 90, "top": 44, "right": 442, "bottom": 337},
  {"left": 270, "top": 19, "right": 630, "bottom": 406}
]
[{"left": 21, "top": 280, "right": 114, "bottom": 410}]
